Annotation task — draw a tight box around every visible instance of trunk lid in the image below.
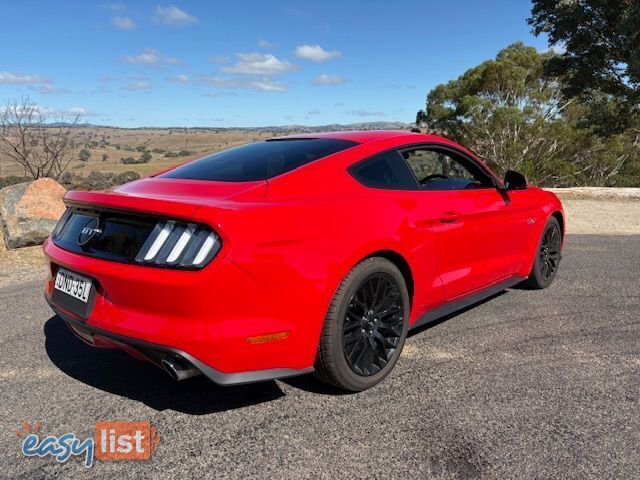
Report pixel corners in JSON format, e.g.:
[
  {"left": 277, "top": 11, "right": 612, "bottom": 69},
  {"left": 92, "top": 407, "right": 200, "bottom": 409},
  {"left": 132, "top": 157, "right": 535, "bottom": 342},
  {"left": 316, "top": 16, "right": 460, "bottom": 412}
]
[
  {"left": 53, "top": 178, "right": 264, "bottom": 268},
  {"left": 63, "top": 177, "right": 267, "bottom": 219}
]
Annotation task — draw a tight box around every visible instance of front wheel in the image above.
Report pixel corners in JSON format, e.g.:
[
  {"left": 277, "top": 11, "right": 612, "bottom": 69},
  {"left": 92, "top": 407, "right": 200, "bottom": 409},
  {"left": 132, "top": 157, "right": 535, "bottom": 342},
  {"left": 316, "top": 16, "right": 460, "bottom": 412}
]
[
  {"left": 523, "top": 217, "right": 562, "bottom": 289},
  {"left": 314, "top": 257, "right": 410, "bottom": 391}
]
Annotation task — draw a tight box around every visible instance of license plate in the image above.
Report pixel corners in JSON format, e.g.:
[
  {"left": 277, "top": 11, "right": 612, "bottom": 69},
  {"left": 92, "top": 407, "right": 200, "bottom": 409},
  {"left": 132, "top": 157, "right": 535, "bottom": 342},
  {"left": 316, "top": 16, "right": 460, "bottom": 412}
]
[{"left": 54, "top": 268, "right": 92, "bottom": 303}]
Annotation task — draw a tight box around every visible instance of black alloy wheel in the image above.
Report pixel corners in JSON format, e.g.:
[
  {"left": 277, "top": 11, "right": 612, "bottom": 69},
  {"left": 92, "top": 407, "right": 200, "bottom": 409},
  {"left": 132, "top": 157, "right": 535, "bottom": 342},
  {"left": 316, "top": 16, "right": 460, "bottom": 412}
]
[
  {"left": 314, "top": 257, "right": 410, "bottom": 391},
  {"left": 523, "top": 216, "right": 563, "bottom": 289},
  {"left": 342, "top": 273, "right": 404, "bottom": 376},
  {"left": 539, "top": 222, "right": 562, "bottom": 281}
]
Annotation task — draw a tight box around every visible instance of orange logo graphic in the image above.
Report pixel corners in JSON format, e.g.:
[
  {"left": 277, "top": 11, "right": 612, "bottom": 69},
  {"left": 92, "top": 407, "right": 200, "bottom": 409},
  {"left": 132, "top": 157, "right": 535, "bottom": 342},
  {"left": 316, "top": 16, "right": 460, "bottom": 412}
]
[{"left": 94, "top": 421, "right": 160, "bottom": 460}]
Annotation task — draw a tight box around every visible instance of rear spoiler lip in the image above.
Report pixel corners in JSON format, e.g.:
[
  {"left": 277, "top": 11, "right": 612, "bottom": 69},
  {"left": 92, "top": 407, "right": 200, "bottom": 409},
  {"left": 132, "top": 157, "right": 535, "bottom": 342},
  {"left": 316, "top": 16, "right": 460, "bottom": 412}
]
[{"left": 63, "top": 190, "right": 200, "bottom": 222}]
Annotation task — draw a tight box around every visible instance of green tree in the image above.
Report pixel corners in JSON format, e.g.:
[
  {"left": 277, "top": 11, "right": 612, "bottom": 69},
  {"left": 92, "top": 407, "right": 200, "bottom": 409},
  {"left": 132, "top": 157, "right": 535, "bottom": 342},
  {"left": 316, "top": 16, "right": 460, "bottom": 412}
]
[
  {"left": 79, "top": 149, "right": 91, "bottom": 162},
  {"left": 420, "top": 43, "right": 636, "bottom": 186},
  {"left": 139, "top": 151, "right": 152, "bottom": 163},
  {"left": 528, "top": 0, "right": 640, "bottom": 134}
]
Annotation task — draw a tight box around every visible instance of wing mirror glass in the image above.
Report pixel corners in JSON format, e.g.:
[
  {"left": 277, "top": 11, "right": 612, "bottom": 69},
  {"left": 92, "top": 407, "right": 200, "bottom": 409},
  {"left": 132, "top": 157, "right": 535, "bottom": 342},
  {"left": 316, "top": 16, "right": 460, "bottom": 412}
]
[{"left": 503, "top": 170, "right": 527, "bottom": 190}]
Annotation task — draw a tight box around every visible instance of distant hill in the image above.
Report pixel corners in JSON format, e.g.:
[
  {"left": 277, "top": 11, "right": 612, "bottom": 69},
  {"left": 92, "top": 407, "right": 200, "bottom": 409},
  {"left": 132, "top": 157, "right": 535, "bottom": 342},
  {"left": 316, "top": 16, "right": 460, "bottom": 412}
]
[{"left": 48, "top": 121, "right": 413, "bottom": 132}]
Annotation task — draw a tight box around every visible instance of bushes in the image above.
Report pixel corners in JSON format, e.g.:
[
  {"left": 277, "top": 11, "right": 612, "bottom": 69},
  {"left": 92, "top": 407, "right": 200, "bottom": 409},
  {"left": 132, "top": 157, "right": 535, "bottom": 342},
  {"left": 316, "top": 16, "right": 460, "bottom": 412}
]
[
  {"left": 79, "top": 149, "right": 91, "bottom": 162},
  {"left": 59, "top": 171, "right": 140, "bottom": 190},
  {"left": 0, "top": 176, "right": 30, "bottom": 189},
  {"left": 115, "top": 171, "right": 141, "bottom": 185},
  {"left": 164, "top": 149, "right": 194, "bottom": 158},
  {"left": 120, "top": 155, "right": 150, "bottom": 164}
]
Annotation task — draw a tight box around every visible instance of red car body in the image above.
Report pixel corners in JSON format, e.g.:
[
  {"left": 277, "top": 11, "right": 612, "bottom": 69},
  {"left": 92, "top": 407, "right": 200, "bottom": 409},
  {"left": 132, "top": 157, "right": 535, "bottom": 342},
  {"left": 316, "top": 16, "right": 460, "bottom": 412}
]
[{"left": 44, "top": 131, "right": 564, "bottom": 385}]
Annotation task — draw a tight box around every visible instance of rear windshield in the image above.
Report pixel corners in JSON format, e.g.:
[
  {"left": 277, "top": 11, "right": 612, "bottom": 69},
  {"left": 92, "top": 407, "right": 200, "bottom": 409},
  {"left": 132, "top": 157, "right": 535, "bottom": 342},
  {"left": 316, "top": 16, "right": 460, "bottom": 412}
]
[{"left": 159, "top": 138, "right": 358, "bottom": 182}]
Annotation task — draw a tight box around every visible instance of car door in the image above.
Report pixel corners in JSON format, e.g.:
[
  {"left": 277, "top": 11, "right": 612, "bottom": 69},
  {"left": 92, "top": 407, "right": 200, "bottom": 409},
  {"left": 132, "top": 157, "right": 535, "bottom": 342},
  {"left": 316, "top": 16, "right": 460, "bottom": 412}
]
[{"left": 400, "top": 146, "right": 524, "bottom": 300}]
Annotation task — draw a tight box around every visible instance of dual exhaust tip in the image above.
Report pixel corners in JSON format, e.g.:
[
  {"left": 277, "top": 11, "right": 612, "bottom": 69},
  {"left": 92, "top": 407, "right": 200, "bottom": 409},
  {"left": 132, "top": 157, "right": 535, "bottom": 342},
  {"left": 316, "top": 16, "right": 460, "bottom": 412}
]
[{"left": 161, "top": 356, "right": 201, "bottom": 381}]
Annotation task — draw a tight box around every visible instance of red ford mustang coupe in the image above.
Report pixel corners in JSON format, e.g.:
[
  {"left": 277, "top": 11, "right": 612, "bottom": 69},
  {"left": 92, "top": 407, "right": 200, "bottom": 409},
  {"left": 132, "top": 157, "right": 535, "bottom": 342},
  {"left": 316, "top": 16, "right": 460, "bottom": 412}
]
[{"left": 44, "top": 130, "right": 564, "bottom": 391}]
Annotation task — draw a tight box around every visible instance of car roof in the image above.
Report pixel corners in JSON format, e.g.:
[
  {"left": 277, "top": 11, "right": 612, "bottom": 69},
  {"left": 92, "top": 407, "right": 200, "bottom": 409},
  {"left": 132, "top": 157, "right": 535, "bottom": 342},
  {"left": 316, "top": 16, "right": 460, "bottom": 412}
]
[
  {"left": 274, "top": 130, "right": 491, "bottom": 174},
  {"left": 276, "top": 129, "right": 445, "bottom": 144}
]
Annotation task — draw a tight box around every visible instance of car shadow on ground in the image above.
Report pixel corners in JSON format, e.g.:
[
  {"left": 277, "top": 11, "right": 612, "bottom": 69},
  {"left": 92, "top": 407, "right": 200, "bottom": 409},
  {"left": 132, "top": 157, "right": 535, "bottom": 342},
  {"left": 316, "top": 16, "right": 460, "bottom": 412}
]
[
  {"left": 44, "top": 290, "right": 512, "bottom": 406},
  {"left": 284, "top": 290, "right": 510, "bottom": 394},
  {"left": 407, "top": 290, "right": 507, "bottom": 337},
  {"left": 43, "top": 315, "right": 285, "bottom": 415}
]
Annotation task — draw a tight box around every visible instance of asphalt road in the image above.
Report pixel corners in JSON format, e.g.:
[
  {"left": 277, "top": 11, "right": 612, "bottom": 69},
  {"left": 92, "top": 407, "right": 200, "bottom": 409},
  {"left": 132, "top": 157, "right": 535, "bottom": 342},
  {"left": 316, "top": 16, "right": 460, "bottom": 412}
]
[{"left": 0, "top": 235, "right": 638, "bottom": 479}]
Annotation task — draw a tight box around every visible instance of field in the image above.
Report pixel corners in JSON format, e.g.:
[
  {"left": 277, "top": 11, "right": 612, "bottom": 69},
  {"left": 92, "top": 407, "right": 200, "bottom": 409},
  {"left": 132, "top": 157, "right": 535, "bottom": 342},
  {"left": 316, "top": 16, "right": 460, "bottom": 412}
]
[
  {"left": 0, "top": 123, "right": 412, "bottom": 180},
  {"left": 0, "top": 127, "right": 293, "bottom": 178}
]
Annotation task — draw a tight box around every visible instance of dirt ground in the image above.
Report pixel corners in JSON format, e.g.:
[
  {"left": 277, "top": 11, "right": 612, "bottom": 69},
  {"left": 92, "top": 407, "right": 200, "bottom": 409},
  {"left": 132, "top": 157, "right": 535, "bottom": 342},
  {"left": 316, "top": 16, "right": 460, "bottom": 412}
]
[{"left": 550, "top": 188, "right": 640, "bottom": 235}]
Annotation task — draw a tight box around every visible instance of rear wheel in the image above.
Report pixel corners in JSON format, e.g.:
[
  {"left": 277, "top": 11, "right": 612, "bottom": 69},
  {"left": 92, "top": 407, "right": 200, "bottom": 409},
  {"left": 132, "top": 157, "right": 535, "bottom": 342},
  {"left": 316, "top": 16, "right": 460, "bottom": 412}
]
[
  {"left": 524, "top": 217, "right": 562, "bottom": 289},
  {"left": 314, "top": 257, "right": 410, "bottom": 391}
]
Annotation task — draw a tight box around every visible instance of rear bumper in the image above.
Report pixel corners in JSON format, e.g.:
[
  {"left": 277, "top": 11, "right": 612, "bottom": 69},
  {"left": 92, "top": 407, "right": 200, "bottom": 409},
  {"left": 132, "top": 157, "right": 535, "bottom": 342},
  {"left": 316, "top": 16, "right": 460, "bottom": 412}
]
[
  {"left": 43, "top": 237, "right": 327, "bottom": 383},
  {"left": 47, "top": 298, "right": 312, "bottom": 385}
]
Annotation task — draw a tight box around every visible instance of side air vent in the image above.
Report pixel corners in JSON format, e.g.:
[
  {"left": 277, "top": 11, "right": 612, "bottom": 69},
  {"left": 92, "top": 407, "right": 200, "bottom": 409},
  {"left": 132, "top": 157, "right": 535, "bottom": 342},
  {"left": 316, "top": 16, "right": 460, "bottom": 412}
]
[{"left": 135, "top": 220, "right": 220, "bottom": 268}]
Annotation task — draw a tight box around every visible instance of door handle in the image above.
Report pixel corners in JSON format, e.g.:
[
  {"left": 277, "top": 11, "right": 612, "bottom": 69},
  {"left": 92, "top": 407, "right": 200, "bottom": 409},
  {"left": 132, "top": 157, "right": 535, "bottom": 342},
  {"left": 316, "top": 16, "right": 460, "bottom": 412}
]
[{"left": 439, "top": 211, "right": 460, "bottom": 223}]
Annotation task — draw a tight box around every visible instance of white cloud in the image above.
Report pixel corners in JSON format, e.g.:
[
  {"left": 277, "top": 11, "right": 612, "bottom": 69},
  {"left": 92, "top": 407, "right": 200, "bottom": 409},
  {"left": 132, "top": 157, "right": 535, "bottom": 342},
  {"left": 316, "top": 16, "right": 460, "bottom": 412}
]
[
  {"left": 285, "top": 7, "right": 308, "bottom": 16},
  {"left": 200, "top": 74, "right": 287, "bottom": 92},
  {"left": 294, "top": 44, "right": 342, "bottom": 62},
  {"left": 249, "top": 80, "right": 286, "bottom": 92},
  {"left": 66, "top": 107, "right": 96, "bottom": 117},
  {"left": 168, "top": 74, "right": 189, "bottom": 84},
  {"left": 208, "top": 55, "right": 229, "bottom": 64},
  {"left": 31, "top": 84, "right": 69, "bottom": 94},
  {"left": 312, "top": 74, "right": 346, "bottom": 85},
  {"left": 349, "top": 109, "right": 387, "bottom": 117},
  {"left": 257, "top": 38, "right": 277, "bottom": 49},
  {"left": 0, "top": 71, "right": 49, "bottom": 84},
  {"left": 125, "top": 49, "right": 180, "bottom": 66},
  {"left": 220, "top": 53, "right": 297, "bottom": 75},
  {"left": 101, "top": 3, "right": 125, "bottom": 11},
  {"left": 308, "top": 109, "right": 320, "bottom": 115},
  {"left": 112, "top": 16, "right": 136, "bottom": 30},
  {"left": 122, "top": 80, "right": 152, "bottom": 91},
  {"left": 6, "top": 105, "right": 97, "bottom": 118},
  {"left": 153, "top": 5, "right": 198, "bottom": 26}
]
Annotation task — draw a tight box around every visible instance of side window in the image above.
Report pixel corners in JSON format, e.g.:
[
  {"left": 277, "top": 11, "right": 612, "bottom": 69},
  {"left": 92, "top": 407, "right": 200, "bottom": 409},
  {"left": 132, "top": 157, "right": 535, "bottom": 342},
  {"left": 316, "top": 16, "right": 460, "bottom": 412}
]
[
  {"left": 350, "top": 152, "right": 417, "bottom": 189},
  {"left": 401, "top": 148, "right": 493, "bottom": 190}
]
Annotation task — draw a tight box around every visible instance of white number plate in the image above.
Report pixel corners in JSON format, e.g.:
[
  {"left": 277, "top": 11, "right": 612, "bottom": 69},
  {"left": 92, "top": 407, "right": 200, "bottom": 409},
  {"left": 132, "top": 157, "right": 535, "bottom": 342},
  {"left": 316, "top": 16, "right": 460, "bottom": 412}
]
[{"left": 54, "top": 268, "right": 92, "bottom": 303}]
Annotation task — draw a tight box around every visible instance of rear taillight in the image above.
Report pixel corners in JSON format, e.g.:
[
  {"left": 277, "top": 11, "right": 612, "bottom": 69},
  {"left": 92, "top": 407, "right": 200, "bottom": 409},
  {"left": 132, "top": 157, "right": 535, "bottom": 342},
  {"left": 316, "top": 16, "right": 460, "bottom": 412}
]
[
  {"left": 52, "top": 208, "right": 72, "bottom": 239},
  {"left": 135, "top": 220, "right": 221, "bottom": 269}
]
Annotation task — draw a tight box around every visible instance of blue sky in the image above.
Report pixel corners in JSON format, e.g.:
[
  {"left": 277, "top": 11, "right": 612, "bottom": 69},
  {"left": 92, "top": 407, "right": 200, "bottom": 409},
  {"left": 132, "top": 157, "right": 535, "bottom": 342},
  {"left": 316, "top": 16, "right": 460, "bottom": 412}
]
[{"left": 0, "top": 1, "right": 549, "bottom": 127}]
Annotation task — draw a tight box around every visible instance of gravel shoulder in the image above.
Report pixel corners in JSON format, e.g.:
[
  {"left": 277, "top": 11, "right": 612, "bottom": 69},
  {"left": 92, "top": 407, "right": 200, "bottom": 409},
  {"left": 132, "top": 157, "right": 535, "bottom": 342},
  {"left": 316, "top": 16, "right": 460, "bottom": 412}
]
[{"left": 546, "top": 187, "right": 640, "bottom": 235}]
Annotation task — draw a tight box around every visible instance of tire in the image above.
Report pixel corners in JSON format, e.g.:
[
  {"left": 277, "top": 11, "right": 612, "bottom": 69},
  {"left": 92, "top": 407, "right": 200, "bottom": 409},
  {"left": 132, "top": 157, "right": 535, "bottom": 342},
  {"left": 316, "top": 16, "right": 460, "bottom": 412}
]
[
  {"left": 523, "top": 217, "right": 562, "bottom": 289},
  {"left": 314, "top": 257, "right": 410, "bottom": 392}
]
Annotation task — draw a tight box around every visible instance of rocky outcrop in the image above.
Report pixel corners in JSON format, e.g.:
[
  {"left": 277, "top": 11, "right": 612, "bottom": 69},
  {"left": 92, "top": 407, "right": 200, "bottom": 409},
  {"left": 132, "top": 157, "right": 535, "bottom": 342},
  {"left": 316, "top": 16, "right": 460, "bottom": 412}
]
[
  {"left": 0, "top": 215, "right": 5, "bottom": 254},
  {"left": 0, "top": 178, "right": 66, "bottom": 249}
]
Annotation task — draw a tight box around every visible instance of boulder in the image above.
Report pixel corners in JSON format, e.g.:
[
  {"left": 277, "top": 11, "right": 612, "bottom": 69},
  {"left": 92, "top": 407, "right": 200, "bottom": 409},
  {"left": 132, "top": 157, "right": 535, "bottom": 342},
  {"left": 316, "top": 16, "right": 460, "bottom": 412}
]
[
  {"left": 0, "top": 215, "right": 5, "bottom": 255},
  {"left": 0, "top": 178, "right": 66, "bottom": 249}
]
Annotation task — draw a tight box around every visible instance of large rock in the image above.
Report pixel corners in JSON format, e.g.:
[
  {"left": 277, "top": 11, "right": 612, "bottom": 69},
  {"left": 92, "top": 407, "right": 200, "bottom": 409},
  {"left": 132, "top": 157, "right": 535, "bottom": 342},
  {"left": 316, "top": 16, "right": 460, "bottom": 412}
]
[
  {"left": 0, "top": 178, "right": 66, "bottom": 249},
  {"left": 0, "top": 214, "right": 5, "bottom": 255}
]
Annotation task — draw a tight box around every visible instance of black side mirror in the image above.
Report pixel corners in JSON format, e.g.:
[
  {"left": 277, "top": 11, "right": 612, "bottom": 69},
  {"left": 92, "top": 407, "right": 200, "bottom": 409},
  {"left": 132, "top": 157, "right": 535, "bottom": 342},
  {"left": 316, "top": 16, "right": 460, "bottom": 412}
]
[{"left": 504, "top": 170, "right": 527, "bottom": 190}]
